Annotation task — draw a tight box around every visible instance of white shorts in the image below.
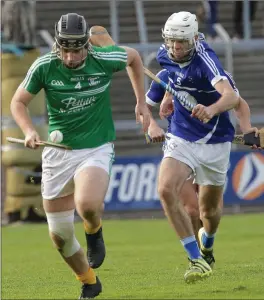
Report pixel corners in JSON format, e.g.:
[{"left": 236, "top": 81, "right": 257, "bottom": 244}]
[
  {"left": 163, "top": 134, "right": 231, "bottom": 186},
  {"left": 41, "top": 143, "right": 115, "bottom": 200}
]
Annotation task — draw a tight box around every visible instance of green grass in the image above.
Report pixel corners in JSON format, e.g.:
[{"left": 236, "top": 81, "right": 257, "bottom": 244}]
[{"left": 2, "top": 213, "right": 264, "bottom": 299}]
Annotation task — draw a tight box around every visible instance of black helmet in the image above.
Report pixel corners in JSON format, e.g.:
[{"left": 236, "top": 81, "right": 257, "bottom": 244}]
[{"left": 55, "top": 13, "right": 89, "bottom": 49}]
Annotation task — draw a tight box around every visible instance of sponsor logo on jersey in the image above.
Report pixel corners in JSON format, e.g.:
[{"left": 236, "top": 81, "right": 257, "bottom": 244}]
[
  {"left": 88, "top": 77, "right": 100, "bottom": 86},
  {"left": 60, "top": 96, "right": 96, "bottom": 113},
  {"left": 232, "top": 153, "right": 264, "bottom": 200},
  {"left": 51, "top": 80, "right": 64, "bottom": 86}
]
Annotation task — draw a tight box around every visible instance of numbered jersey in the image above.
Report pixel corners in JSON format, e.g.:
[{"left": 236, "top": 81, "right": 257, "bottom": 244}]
[
  {"left": 21, "top": 45, "right": 127, "bottom": 149},
  {"left": 156, "top": 41, "right": 238, "bottom": 144},
  {"left": 146, "top": 68, "right": 239, "bottom": 136}
]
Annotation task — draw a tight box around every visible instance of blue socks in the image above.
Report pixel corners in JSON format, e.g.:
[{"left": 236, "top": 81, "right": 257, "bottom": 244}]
[
  {"left": 201, "top": 231, "right": 215, "bottom": 249},
  {"left": 180, "top": 235, "right": 201, "bottom": 260}
]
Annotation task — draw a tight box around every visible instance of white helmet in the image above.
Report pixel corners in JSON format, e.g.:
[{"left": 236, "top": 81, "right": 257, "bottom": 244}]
[{"left": 162, "top": 12, "right": 199, "bottom": 62}]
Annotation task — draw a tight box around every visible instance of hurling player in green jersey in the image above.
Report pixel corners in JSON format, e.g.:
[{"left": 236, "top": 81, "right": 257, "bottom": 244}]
[{"left": 11, "top": 13, "right": 150, "bottom": 299}]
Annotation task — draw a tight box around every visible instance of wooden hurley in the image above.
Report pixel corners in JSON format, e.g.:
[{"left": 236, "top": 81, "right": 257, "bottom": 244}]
[
  {"left": 145, "top": 129, "right": 264, "bottom": 148},
  {"left": 143, "top": 67, "right": 210, "bottom": 123},
  {"left": 6, "top": 137, "right": 72, "bottom": 150},
  {"left": 88, "top": 26, "right": 263, "bottom": 150}
]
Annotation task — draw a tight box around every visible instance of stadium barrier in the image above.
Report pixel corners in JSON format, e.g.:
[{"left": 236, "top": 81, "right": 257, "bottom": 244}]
[{"left": 104, "top": 151, "right": 264, "bottom": 211}]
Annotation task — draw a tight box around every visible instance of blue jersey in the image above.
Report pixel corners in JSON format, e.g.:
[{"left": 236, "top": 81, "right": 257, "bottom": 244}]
[
  {"left": 156, "top": 41, "right": 237, "bottom": 144},
  {"left": 146, "top": 67, "right": 238, "bottom": 138}
]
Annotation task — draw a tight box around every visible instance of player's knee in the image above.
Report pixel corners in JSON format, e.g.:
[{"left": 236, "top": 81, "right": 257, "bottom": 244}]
[
  {"left": 184, "top": 204, "right": 200, "bottom": 218},
  {"left": 200, "top": 206, "right": 220, "bottom": 219},
  {"left": 158, "top": 184, "right": 172, "bottom": 201},
  {"left": 46, "top": 210, "right": 80, "bottom": 257},
  {"left": 49, "top": 231, "right": 65, "bottom": 249},
  {"left": 75, "top": 197, "right": 101, "bottom": 218},
  {"left": 158, "top": 182, "right": 180, "bottom": 205}
]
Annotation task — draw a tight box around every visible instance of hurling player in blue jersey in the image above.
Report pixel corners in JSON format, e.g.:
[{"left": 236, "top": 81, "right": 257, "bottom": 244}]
[
  {"left": 146, "top": 69, "right": 202, "bottom": 244},
  {"left": 149, "top": 11, "right": 256, "bottom": 283},
  {"left": 146, "top": 68, "right": 259, "bottom": 275}
]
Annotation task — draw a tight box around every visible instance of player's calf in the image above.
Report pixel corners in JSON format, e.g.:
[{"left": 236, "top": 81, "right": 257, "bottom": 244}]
[
  {"left": 46, "top": 209, "right": 102, "bottom": 298},
  {"left": 75, "top": 165, "right": 110, "bottom": 269},
  {"left": 84, "top": 220, "right": 106, "bottom": 269}
]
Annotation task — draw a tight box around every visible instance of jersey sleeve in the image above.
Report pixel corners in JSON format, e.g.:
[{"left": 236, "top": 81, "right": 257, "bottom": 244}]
[
  {"left": 224, "top": 70, "right": 240, "bottom": 96},
  {"left": 146, "top": 69, "right": 168, "bottom": 106},
  {"left": 90, "top": 45, "right": 127, "bottom": 74},
  {"left": 20, "top": 57, "right": 44, "bottom": 94},
  {"left": 197, "top": 45, "right": 227, "bottom": 87}
]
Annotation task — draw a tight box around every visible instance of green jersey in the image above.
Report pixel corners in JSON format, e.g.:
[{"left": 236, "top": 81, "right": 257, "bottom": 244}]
[{"left": 21, "top": 45, "right": 127, "bottom": 149}]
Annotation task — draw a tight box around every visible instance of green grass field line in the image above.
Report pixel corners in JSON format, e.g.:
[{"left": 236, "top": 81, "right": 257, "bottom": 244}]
[{"left": 2, "top": 213, "right": 264, "bottom": 299}]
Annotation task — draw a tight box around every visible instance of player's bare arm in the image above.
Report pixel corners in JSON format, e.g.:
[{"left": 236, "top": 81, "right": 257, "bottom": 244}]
[
  {"left": 121, "top": 46, "right": 150, "bottom": 132},
  {"left": 146, "top": 104, "right": 165, "bottom": 143},
  {"left": 10, "top": 87, "right": 40, "bottom": 148},
  {"left": 212, "top": 79, "right": 240, "bottom": 112},
  {"left": 159, "top": 91, "right": 174, "bottom": 119},
  {"left": 192, "top": 79, "right": 239, "bottom": 122},
  {"left": 234, "top": 96, "right": 258, "bottom": 135},
  {"left": 89, "top": 27, "right": 150, "bottom": 131}
]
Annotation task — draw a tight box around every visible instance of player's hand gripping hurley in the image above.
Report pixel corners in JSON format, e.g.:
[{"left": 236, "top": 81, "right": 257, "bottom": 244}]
[
  {"left": 6, "top": 137, "right": 72, "bottom": 150},
  {"left": 145, "top": 128, "right": 264, "bottom": 149}
]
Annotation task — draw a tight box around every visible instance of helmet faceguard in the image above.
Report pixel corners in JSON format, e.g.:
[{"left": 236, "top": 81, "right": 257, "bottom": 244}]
[
  {"left": 162, "top": 12, "right": 199, "bottom": 63},
  {"left": 54, "top": 13, "right": 89, "bottom": 68}
]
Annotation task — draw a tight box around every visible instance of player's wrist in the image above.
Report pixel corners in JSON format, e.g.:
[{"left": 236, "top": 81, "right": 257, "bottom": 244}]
[
  {"left": 136, "top": 98, "right": 147, "bottom": 105},
  {"left": 208, "top": 104, "right": 219, "bottom": 117},
  {"left": 149, "top": 119, "right": 159, "bottom": 130},
  {"left": 240, "top": 124, "right": 253, "bottom": 134},
  {"left": 23, "top": 127, "right": 37, "bottom": 137}
]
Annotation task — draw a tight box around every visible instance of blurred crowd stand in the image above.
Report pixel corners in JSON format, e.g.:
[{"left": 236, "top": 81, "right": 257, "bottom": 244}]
[
  {"left": 1, "top": 1, "right": 47, "bottom": 225},
  {"left": 196, "top": 0, "right": 259, "bottom": 41}
]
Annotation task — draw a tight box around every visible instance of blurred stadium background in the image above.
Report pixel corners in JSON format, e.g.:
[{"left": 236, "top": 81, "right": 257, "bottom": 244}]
[{"left": 1, "top": 1, "right": 264, "bottom": 222}]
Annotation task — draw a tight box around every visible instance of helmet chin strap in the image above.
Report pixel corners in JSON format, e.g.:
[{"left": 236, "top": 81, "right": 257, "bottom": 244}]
[
  {"left": 64, "top": 55, "right": 86, "bottom": 69},
  {"left": 167, "top": 37, "right": 199, "bottom": 63},
  {"left": 168, "top": 49, "right": 194, "bottom": 63},
  {"left": 64, "top": 61, "right": 84, "bottom": 69},
  {"left": 55, "top": 45, "right": 88, "bottom": 69}
]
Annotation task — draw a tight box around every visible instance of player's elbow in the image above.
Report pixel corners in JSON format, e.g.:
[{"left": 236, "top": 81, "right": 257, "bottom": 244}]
[
  {"left": 10, "top": 100, "right": 23, "bottom": 121},
  {"left": 125, "top": 47, "right": 141, "bottom": 67},
  {"left": 11, "top": 93, "right": 23, "bottom": 110},
  {"left": 10, "top": 94, "right": 20, "bottom": 115},
  {"left": 233, "top": 96, "right": 241, "bottom": 111},
  {"left": 224, "top": 89, "right": 239, "bottom": 109},
  {"left": 234, "top": 96, "right": 248, "bottom": 112},
  {"left": 10, "top": 88, "right": 30, "bottom": 116}
]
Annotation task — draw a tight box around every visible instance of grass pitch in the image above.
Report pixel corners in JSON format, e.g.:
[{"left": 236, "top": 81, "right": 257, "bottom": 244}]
[{"left": 2, "top": 213, "right": 264, "bottom": 299}]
